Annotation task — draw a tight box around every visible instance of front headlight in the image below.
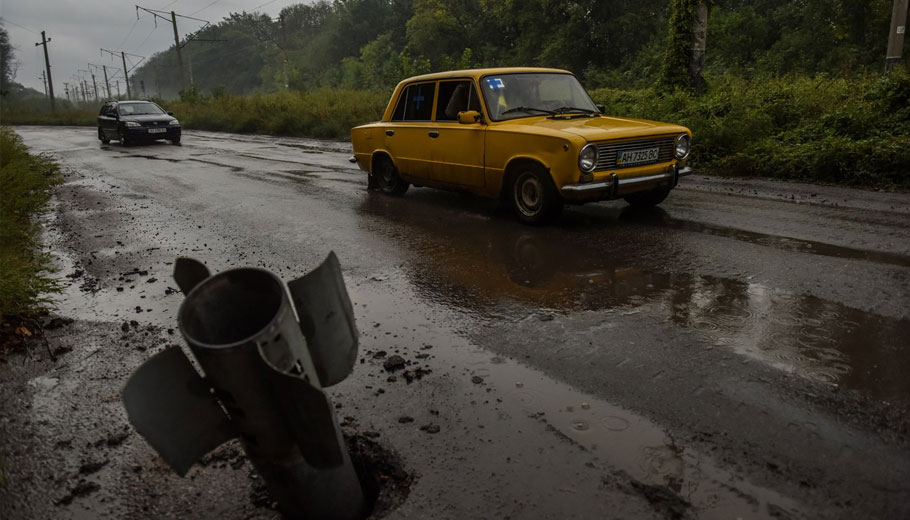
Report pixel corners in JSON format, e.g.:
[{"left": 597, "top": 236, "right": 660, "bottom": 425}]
[
  {"left": 124, "top": 121, "right": 141, "bottom": 128},
  {"left": 578, "top": 144, "right": 598, "bottom": 173},
  {"left": 675, "top": 134, "right": 691, "bottom": 160},
  {"left": 169, "top": 119, "right": 180, "bottom": 126}
]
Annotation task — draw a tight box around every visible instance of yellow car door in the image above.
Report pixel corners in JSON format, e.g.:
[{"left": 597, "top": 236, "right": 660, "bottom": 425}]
[
  {"left": 383, "top": 81, "right": 437, "bottom": 180},
  {"left": 428, "top": 80, "right": 486, "bottom": 188}
]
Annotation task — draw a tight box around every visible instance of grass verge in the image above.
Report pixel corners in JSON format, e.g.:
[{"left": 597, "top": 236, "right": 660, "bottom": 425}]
[{"left": 0, "top": 127, "right": 62, "bottom": 350}]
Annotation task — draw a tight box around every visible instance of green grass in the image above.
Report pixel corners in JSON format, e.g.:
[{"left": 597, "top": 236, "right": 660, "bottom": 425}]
[
  {"left": 166, "top": 88, "right": 389, "bottom": 139},
  {"left": 590, "top": 68, "right": 910, "bottom": 189},
  {"left": 0, "top": 127, "right": 62, "bottom": 322}
]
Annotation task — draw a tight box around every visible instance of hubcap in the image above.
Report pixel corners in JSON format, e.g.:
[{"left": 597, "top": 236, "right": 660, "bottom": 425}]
[{"left": 515, "top": 173, "right": 542, "bottom": 216}]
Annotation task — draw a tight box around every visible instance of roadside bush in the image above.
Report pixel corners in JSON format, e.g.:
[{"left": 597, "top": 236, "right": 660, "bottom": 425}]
[
  {"left": 0, "top": 127, "right": 62, "bottom": 321},
  {"left": 590, "top": 67, "right": 910, "bottom": 189}
]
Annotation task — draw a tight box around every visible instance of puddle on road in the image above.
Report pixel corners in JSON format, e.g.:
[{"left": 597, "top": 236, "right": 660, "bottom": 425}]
[
  {"left": 351, "top": 281, "right": 806, "bottom": 519},
  {"left": 358, "top": 196, "right": 910, "bottom": 408}
]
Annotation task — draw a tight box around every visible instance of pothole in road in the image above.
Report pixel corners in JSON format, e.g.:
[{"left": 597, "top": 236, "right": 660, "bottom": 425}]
[{"left": 247, "top": 432, "right": 413, "bottom": 519}]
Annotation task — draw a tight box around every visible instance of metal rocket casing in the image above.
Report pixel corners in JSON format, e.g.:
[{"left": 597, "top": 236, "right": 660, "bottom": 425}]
[{"left": 122, "top": 252, "right": 365, "bottom": 519}]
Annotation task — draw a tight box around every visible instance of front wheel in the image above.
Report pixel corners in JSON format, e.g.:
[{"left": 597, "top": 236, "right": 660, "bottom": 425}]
[
  {"left": 98, "top": 128, "right": 110, "bottom": 144},
  {"left": 372, "top": 157, "right": 409, "bottom": 196},
  {"left": 171, "top": 137, "right": 181, "bottom": 145},
  {"left": 509, "top": 166, "right": 562, "bottom": 225},
  {"left": 119, "top": 130, "right": 130, "bottom": 146},
  {"left": 623, "top": 186, "right": 671, "bottom": 208}
]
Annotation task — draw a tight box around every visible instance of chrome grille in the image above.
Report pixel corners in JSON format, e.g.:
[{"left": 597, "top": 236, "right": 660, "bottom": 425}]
[{"left": 594, "top": 136, "right": 676, "bottom": 171}]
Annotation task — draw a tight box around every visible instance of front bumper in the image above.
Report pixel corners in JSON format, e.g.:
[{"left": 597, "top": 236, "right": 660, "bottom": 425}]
[
  {"left": 123, "top": 126, "right": 181, "bottom": 140},
  {"left": 560, "top": 165, "right": 693, "bottom": 201}
]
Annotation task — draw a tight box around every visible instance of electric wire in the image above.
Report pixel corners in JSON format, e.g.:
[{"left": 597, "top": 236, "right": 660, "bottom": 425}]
[
  {"left": 118, "top": 17, "right": 140, "bottom": 48},
  {"left": 0, "top": 17, "right": 40, "bottom": 35},
  {"left": 190, "top": 0, "right": 222, "bottom": 17}
]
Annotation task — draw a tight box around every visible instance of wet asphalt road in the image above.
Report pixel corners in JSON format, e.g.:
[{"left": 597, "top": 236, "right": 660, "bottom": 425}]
[{"left": 2, "top": 126, "right": 910, "bottom": 519}]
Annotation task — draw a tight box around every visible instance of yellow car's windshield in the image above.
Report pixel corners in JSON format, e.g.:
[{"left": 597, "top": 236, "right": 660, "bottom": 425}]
[{"left": 480, "top": 73, "right": 599, "bottom": 121}]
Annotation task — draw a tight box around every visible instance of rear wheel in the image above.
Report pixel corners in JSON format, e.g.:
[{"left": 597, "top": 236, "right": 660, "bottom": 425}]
[
  {"left": 98, "top": 128, "right": 110, "bottom": 144},
  {"left": 372, "top": 157, "right": 409, "bottom": 196},
  {"left": 623, "top": 186, "right": 671, "bottom": 208},
  {"left": 509, "top": 165, "right": 562, "bottom": 225}
]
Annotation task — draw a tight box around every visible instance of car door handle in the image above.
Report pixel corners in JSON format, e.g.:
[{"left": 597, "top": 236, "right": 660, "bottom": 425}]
[
  {"left": 385, "top": 130, "right": 395, "bottom": 136},
  {"left": 428, "top": 131, "right": 439, "bottom": 138}
]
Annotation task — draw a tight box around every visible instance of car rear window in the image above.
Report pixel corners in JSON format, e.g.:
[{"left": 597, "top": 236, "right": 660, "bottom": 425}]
[{"left": 391, "top": 83, "right": 435, "bottom": 121}]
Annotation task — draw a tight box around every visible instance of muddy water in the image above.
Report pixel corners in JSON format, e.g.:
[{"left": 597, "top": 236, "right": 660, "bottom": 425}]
[{"left": 358, "top": 196, "right": 910, "bottom": 409}]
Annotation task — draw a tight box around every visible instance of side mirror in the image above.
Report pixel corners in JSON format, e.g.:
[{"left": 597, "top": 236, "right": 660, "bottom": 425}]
[
  {"left": 457, "top": 110, "right": 482, "bottom": 124},
  {"left": 167, "top": 112, "right": 174, "bottom": 116},
  {"left": 596, "top": 104, "right": 606, "bottom": 114}
]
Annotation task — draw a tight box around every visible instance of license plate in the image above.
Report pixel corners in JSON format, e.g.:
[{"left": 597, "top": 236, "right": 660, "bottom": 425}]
[
  {"left": 617, "top": 147, "right": 659, "bottom": 166},
  {"left": 148, "top": 128, "right": 166, "bottom": 134}
]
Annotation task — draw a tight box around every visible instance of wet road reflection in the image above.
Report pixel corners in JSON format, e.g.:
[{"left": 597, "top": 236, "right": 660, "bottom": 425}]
[{"left": 358, "top": 195, "right": 910, "bottom": 408}]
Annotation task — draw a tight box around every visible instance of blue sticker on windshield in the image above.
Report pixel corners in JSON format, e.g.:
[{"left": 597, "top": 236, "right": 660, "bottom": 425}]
[{"left": 486, "top": 78, "right": 505, "bottom": 90}]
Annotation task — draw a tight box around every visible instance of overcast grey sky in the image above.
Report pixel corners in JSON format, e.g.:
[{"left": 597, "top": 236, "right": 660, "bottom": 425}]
[{"left": 2, "top": 0, "right": 303, "bottom": 95}]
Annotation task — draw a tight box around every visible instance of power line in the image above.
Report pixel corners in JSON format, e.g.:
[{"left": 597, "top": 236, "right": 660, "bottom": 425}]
[
  {"left": 0, "top": 17, "right": 40, "bottom": 35},
  {"left": 253, "top": 0, "right": 283, "bottom": 11},
  {"left": 118, "top": 17, "right": 141, "bottom": 48},
  {"left": 134, "top": 25, "right": 158, "bottom": 51},
  {"left": 190, "top": 0, "right": 222, "bottom": 17}
]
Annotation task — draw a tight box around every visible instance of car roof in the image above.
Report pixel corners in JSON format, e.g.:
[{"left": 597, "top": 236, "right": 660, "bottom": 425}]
[{"left": 399, "top": 67, "right": 572, "bottom": 84}]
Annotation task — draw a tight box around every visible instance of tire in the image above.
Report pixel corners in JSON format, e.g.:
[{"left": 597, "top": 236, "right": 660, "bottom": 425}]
[
  {"left": 509, "top": 165, "right": 562, "bottom": 224},
  {"left": 171, "top": 137, "right": 181, "bottom": 145},
  {"left": 623, "top": 186, "right": 672, "bottom": 208},
  {"left": 372, "top": 157, "right": 409, "bottom": 196},
  {"left": 119, "top": 130, "right": 130, "bottom": 146},
  {"left": 98, "top": 128, "right": 110, "bottom": 144}
]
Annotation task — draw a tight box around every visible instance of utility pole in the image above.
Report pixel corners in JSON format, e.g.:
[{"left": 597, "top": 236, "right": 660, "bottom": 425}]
[
  {"left": 122, "top": 52, "right": 132, "bottom": 99},
  {"left": 40, "top": 71, "right": 48, "bottom": 98},
  {"left": 102, "top": 65, "right": 112, "bottom": 98},
  {"left": 136, "top": 6, "right": 210, "bottom": 92},
  {"left": 115, "top": 80, "right": 121, "bottom": 99},
  {"left": 88, "top": 64, "right": 102, "bottom": 99},
  {"left": 63, "top": 82, "right": 70, "bottom": 103},
  {"left": 171, "top": 11, "right": 186, "bottom": 90},
  {"left": 34, "top": 31, "right": 56, "bottom": 111},
  {"left": 102, "top": 49, "right": 144, "bottom": 99},
  {"left": 886, "top": 0, "right": 909, "bottom": 71}
]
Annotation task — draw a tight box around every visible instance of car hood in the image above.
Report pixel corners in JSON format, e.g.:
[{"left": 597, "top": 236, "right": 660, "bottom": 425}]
[
  {"left": 502, "top": 115, "right": 688, "bottom": 141},
  {"left": 121, "top": 114, "right": 176, "bottom": 124}
]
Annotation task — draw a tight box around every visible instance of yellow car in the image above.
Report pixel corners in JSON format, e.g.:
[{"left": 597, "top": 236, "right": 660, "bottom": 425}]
[{"left": 351, "top": 67, "right": 692, "bottom": 224}]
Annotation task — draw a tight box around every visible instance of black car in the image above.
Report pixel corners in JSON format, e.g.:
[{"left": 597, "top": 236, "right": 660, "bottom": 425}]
[{"left": 97, "top": 100, "right": 181, "bottom": 145}]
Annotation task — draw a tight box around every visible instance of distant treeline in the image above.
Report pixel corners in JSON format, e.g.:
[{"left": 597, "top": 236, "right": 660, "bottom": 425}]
[{"left": 126, "top": 0, "right": 906, "bottom": 98}]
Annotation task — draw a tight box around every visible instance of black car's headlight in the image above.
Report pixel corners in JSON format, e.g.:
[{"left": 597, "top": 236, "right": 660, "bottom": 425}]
[
  {"left": 169, "top": 119, "right": 180, "bottom": 126},
  {"left": 578, "top": 143, "right": 597, "bottom": 173},
  {"left": 675, "top": 134, "right": 691, "bottom": 160},
  {"left": 124, "top": 121, "right": 141, "bottom": 128}
]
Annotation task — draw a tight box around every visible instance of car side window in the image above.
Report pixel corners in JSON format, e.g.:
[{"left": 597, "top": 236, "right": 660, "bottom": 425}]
[
  {"left": 435, "top": 81, "right": 481, "bottom": 121},
  {"left": 391, "top": 82, "right": 435, "bottom": 122}
]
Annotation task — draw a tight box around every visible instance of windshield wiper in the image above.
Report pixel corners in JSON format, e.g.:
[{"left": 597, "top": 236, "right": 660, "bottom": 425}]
[
  {"left": 551, "top": 106, "right": 598, "bottom": 114},
  {"left": 501, "top": 106, "right": 555, "bottom": 116}
]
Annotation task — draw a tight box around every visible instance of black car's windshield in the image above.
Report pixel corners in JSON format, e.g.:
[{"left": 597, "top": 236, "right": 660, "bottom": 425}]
[
  {"left": 118, "top": 102, "right": 165, "bottom": 116},
  {"left": 480, "top": 73, "right": 599, "bottom": 121}
]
